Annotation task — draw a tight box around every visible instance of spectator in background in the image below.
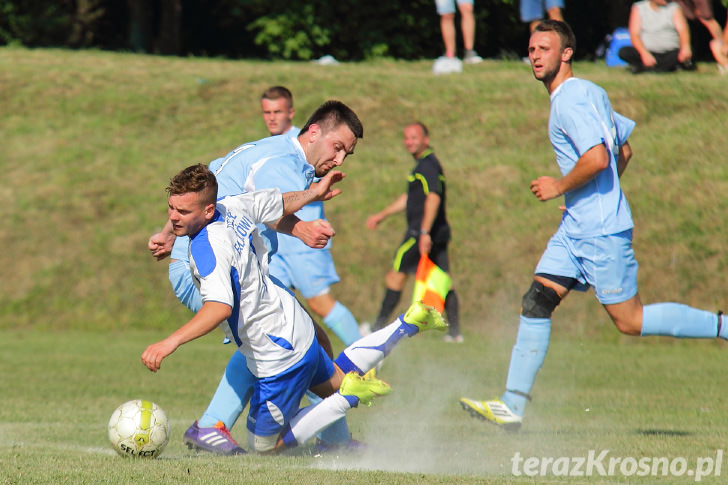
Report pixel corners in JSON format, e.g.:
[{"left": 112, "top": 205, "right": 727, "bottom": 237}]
[
  {"left": 521, "top": 0, "right": 564, "bottom": 33},
  {"left": 432, "top": 0, "right": 483, "bottom": 74},
  {"left": 674, "top": 0, "right": 728, "bottom": 74},
  {"left": 618, "top": 0, "right": 695, "bottom": 73}
]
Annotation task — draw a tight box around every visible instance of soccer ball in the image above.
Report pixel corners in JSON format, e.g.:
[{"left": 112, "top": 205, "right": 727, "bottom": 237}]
[{"left": 107, "top": 399, "right": 170, "bottom": 458}]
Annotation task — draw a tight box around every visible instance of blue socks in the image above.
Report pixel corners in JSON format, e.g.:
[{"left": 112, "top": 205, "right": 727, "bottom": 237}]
[
  {"left": 199, "top": 350, "right": 255, "bottom": 428},
  {"left": 323, "top": 301, "right": 362, "bottom": 346},
  {"left": 641, "top": 303, "right": 720, "bottom": 338},
  {"left": 502, "top": 316, "right": 551, "bottom": 417}
]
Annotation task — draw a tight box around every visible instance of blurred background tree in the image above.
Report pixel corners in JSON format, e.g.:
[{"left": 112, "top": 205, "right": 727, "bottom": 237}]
[{"left": 0, "top": 0, "right": 723, "bottom": 61}]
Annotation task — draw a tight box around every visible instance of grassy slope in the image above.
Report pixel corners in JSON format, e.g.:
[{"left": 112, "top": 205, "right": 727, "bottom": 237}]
[
  {"left": 2, "top": 47, "right": 728, "bottom": 483},
  {"left": 2, "top": 47, "right": 728, "bottom": 339}
]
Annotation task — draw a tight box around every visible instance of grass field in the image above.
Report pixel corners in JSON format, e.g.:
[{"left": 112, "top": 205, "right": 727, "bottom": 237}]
[
  {"left": 2, "top": 47, "right": 728, "bottom": 483},
  {"left": 2, "top": 329, "right": 727, "bottom": 483}
]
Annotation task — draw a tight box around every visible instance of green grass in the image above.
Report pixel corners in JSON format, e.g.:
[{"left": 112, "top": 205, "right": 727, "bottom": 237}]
[
  {"left": 2, "top": 330, "right": 727, "bottom": 483},
  {"left": 2, "top": 47, "right": 728, "bottom": 483}
]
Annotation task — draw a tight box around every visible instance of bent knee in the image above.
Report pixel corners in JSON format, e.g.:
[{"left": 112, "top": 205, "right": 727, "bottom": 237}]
[
  {"left": 247, "top": 432, "right": 279, "bottom": 454},
  {"left": 612, "top": 318, "right": 642, "bottom": 336}
]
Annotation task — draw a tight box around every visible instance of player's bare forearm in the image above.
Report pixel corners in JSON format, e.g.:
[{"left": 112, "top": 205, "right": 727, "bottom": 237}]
[
  {"left": 141, "top": 301, "right": 232, "bottom": 372},
  {"left": 617, "top": 142, "right": 632, "bottom": 177},
  {"left": 420, "top": 193, "right": 441, "bottom": 234},
  {"left": 281, "top": 170, "right": 344, "bottom": 216},
  {"left": 266, "top": 216, "right": 334, "bottom": 248},
  {"left": 532, "top": 144, "right": 609, "bottom": 201},
  {"left": 367, "top": 193, "right": 407, "bottom": 229}
]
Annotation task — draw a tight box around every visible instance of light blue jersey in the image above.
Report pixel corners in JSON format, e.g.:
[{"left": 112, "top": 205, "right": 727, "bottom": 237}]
[
  {"left": 171, "top": 128, "right": 323, "bottom": 262},
  {"left": 549, "top": 77, "right": 635, "bottom": 239},
  {"left": 170, "top": 128, "right": 338, "bottom": 306}
]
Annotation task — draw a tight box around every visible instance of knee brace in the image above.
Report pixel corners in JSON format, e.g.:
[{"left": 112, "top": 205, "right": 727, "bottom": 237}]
[{"left": 521, "top": 281, "right": 561, "bottom": 318}]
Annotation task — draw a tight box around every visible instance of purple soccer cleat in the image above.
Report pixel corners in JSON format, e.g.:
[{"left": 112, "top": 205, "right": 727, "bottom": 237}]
[{"left": 183, "top": 420, "right": 247, "bottom": 455}]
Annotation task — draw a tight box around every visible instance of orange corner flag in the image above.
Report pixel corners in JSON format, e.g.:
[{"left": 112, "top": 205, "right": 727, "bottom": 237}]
[{"left": 412, "top": 254, "right": 452, "bottom": 312}]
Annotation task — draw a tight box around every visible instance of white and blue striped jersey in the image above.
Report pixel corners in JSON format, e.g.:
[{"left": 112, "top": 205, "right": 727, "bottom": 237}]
[
  {"left": 189, "top": 188, "right": 315, "bottom": 378},
  {"left": 549, "top": 77, "right": 636, "bottom": 238}
]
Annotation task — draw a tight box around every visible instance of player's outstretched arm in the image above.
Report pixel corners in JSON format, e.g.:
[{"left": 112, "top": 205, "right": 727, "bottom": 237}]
[
  {"left": 141, "top": 301, "right": 232, "bottom": 372},
  {"left": 366, "top": 193, "right": 407, "bottom": 229},
  {"left": 280, "top": 170, "right": 345, "bottom": 215},
  {"left": 265, "top": 170, "right": 343, "bottom": 248}
]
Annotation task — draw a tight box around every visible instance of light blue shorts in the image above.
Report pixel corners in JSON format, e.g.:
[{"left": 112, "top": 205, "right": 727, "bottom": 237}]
[
  {"left": 268, "top": 249, "right": 340, "bottom": 299},
  {"left": 534, "top": 227, "right": 638, "bottom": 305},
  {"left": 246, "top": 337, "right": 334, "bottom": 438},
  {"left": 435, "top": 0, "right": 473, "bottom": 16},
  {"left": 520, "top": 0, "right": 564, "bottom": 23}
]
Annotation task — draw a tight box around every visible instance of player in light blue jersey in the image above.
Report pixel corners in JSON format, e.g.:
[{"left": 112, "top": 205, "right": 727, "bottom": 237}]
[
  {"left": 460, "top": 20, "right": 728, "bottom": 431},
  {"left": 142, "top": 164, "right": 447, "bottom": 454},
  {"left": 148, "top": 99, "right": 364, "bottom": 453}
]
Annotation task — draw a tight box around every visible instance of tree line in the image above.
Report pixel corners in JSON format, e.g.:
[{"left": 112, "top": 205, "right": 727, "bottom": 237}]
[{"left": 0, "top": 1, "right": 723, "bottom": 61}]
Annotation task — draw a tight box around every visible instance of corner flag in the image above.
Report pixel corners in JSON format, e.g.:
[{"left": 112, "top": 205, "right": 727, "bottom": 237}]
[{"left": 412, "top": 254, "right": 451, "bottom": 312}]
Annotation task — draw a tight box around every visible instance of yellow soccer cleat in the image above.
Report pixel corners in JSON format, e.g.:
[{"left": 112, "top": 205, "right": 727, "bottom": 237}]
[
  {"left": 339, "top": 372, "right": 391, "bottom": 407},
  {"left": 403, "top": 301, "right": 448, "bottom": 332},
  {"left": 459, "top": 397, "right": 523, "bottom": 432}
]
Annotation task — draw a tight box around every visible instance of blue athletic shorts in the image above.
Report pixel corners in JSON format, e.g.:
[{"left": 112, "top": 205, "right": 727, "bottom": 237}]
[
  {"left": 520, "top": 0, "right": 564, "bottom": 23},
  {"left": 246, "top": 337, "right": 335, "bottom": 438},
  {"left": 267, "top": 249, "right": 340, "bottom": 299},
  {"left": 534, "top": 226, "right": 638, "bottom": 305},
  {"left": 435, "top": 0, "right": 473, "bottom": 16}
]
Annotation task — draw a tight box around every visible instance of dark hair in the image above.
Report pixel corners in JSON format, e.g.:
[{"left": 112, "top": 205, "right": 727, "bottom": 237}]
[
  {"left": 261, "top": 86, "right": 293, "bottom": 107},
  {"left": 299, "top": 100, "right": 364, "bottom": 139},
  {"left": 166, "top": 163, "right": 218, "bottom": 207},
  {"left": 534, "top": 20, "right": 576, "bottom": 63}
]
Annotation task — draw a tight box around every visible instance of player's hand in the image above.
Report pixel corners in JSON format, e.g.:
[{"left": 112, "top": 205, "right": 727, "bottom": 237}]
[
  {"left": 295, "top": 219, "right": 336, "bottom": 248},
  {"left": 141, "top": 338, "right": 179, "bottom": 372},
  {"left": 148, "top": 231, "right": 176, "bottom": 261},
  {"left": 366, "top": 213, "right": 383, "bottom": 230},
  {"left": 310, "top": 170, "right": 345, "bottom": 201},
  {"left": 530, "top": 176, "right": 561, "bottom": 201}
]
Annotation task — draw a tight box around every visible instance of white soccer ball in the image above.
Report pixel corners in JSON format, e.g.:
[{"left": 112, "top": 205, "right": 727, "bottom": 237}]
[{"left": 107, "top": 399, "right": 170, "bottom": 458}]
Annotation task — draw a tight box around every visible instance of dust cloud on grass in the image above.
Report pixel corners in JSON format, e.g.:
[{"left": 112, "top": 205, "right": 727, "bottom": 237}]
[{"left": 306, "top": 333, "right": 538, "bottom": 478}]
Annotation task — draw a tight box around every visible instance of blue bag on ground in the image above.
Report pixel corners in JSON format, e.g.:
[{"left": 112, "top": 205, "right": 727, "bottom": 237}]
[{"left": 605, "top": 27, "right": 632, "bottom": 67}]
